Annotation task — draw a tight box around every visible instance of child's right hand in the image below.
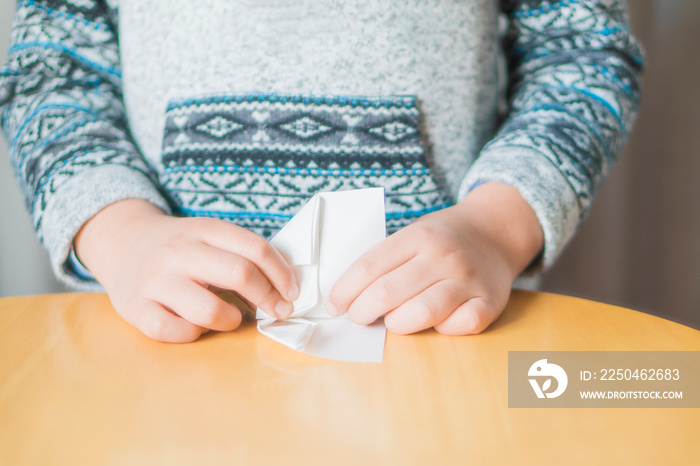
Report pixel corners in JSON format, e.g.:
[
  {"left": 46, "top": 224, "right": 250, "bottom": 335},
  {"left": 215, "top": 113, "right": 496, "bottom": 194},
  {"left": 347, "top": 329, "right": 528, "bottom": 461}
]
[{"left": 73, "top": 199, "right": 299, "bottom": 342}]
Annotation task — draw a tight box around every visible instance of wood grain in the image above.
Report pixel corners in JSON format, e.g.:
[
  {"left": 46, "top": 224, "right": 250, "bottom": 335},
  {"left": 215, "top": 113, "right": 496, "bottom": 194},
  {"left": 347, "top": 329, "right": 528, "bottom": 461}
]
[{"left": 1, "top": 291, "right": 698, "bottom": 465}]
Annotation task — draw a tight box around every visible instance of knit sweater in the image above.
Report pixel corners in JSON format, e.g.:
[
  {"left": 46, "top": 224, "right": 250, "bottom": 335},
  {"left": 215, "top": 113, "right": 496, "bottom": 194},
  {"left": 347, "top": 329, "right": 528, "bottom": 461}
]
[{"left": 0, "top": 0, "right": 643, "bottom": 288}]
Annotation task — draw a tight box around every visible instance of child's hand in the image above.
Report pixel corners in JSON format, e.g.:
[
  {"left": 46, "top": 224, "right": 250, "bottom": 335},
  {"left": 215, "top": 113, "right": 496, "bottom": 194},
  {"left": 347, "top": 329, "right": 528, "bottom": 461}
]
[
  {"left": 326, "top": 183, "right": 544, "bottom": 335},
  {"left": 74, "top": 199, "right": 299, "bottom": 342}
]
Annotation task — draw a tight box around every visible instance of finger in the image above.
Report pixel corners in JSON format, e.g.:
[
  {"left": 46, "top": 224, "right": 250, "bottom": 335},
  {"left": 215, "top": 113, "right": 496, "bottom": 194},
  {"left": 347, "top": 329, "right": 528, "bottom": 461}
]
[
  {"left": 181, "top": 242, "right": 292, "bottom": 319},
  {"left": 133, "top": 299, "right": 206, "bottom": 343},
  {"left": 152, "top": 278, "right": 243, "bottom": 331},
  {"left": 345, "top": 256, "right": 437, "bottom": 326},
  {"left": 327, "top": 232, "right": 416, "bottom": 317},
  {"left": 207, "top": 285, "right": 255, "bottom": 310},
  {"left": 383, "top": 279, "right": 466, "bottom": 335},
  {"left": 211, "top": 287, "right": 256, "bottom": 314},
  {"left": 434, "top": 296, "right": 503, "bottom": 335},
  {"left": 198, "top": 220, "right": 299, "bottom": 301}
]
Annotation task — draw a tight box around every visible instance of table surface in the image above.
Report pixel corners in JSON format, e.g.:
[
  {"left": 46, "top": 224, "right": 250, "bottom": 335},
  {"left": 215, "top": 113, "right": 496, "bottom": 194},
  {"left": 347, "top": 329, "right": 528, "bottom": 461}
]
[{"left": 1, "top": 291, "right": 698, "bottom": 465}]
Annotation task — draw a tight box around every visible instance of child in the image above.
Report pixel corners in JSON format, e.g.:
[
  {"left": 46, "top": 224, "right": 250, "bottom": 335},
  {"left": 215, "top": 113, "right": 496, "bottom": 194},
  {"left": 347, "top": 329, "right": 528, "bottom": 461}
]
[{"left": 0, "top": 0, "right": 643, "bottom": 342}]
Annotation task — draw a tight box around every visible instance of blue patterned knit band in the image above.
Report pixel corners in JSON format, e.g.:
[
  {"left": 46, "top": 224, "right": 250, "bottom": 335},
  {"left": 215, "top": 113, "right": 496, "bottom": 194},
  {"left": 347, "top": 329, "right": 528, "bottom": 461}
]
[{"left": 160, "top": 93, "right": 452, "bottom": 237}]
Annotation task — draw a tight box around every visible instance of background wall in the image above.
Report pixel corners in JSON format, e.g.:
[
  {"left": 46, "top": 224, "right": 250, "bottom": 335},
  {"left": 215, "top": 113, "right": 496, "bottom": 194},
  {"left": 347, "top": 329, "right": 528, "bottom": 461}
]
[{"left": 1, "top": 1, "right": 699, "bottom": 328}]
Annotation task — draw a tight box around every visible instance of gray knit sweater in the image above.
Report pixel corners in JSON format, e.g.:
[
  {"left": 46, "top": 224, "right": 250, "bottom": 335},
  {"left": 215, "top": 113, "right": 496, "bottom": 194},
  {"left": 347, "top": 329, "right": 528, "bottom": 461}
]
[{"left": 0, "top": 0, "right": 643, "bottom": 288}]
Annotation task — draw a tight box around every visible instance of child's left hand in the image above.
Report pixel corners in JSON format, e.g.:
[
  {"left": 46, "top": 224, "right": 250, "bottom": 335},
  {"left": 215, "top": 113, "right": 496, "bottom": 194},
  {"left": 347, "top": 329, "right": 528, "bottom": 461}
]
[{"left": 326, "top": 183, "right": 544, "bottom": 335}]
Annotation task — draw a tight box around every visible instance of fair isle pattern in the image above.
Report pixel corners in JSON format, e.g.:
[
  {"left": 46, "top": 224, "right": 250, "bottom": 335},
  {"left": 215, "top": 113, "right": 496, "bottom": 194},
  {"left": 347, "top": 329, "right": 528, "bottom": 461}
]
[
  {"left": 0, "top": 0, "right": 155, "bottom": 239},
  {"left": 0, "top": 0, "right": 643, "bottom": 287},
  {"left": 486, "top": 0, "right": 644, "bottom": 215},
  {"left": 161, "top": 94, "right": 452, "bottom": 237}
]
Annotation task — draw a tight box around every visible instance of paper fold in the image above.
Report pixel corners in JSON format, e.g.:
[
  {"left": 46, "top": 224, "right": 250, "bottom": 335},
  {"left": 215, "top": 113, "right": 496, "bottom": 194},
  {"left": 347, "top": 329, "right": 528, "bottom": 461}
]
[{"left": 256, "top": 188, "right": 387, "bottom": 362}]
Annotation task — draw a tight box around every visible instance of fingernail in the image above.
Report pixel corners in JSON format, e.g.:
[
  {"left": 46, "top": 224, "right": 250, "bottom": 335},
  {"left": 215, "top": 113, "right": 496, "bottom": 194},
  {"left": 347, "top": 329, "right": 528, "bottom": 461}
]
[
  {"left": 275, "top": 300, "right": 293, "bottom": 320},
  {"left": 288, "top": 282, "right": 300, "bottom": 301},
  {"left": 326, "top": 301, "right": 340, "bottom": 317}
]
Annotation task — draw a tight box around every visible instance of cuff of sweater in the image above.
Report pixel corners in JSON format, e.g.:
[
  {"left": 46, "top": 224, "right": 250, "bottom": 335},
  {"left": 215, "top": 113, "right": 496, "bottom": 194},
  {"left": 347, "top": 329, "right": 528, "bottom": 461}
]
[
  {"left": 457, "top": 146, "right": 581, "bottom": 273},
  {"left": 39, "top": 164, "right": 171, "bottom": 290}
]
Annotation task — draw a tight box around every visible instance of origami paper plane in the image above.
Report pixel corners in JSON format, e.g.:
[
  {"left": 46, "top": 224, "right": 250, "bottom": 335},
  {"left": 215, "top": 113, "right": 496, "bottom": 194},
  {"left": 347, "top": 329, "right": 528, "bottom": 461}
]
[{"left": 256, "top": 188, "right": 387, "bottom": 363}]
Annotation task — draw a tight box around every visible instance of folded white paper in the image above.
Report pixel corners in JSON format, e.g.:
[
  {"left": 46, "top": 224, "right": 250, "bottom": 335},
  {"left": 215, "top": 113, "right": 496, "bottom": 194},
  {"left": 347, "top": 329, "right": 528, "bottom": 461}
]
[{"left": 256, "top": 188, "right": 387, "bottom": 363}]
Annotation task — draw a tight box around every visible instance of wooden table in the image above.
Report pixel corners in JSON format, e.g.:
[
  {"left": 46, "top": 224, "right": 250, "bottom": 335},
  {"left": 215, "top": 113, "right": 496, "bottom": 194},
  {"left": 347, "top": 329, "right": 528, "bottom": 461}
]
[{"left": 1, "top": 291, "right": 698, "bottom": 465}]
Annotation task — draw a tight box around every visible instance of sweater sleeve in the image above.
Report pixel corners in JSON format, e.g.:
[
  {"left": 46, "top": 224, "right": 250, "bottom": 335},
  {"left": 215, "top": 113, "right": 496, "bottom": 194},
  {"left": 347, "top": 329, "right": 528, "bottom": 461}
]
[
  {"left": 458, "top": 0, "right": 644, "bottom": 271},
  {"left": 0, "top": 0, "right": 171, "bottom": 289}
]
